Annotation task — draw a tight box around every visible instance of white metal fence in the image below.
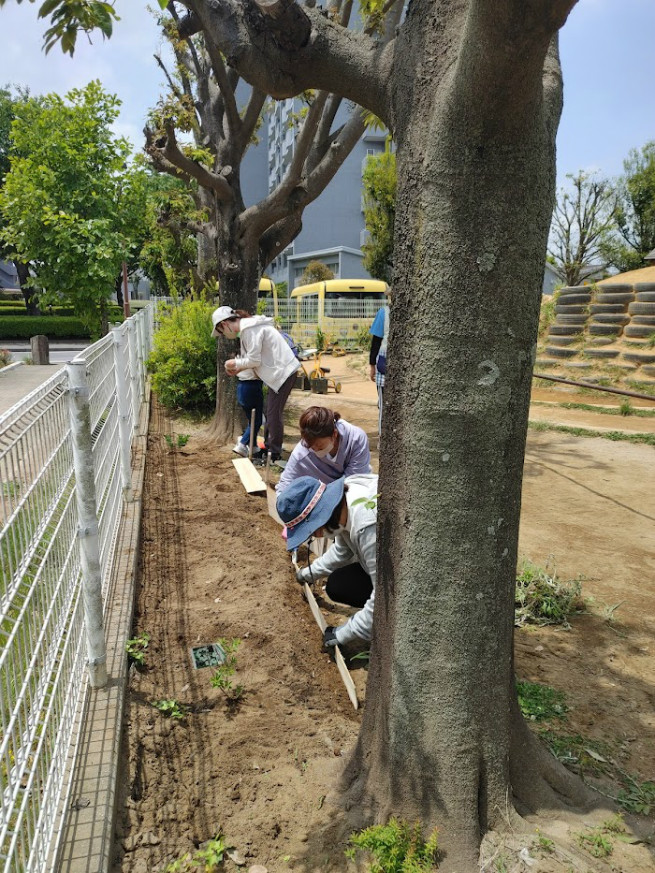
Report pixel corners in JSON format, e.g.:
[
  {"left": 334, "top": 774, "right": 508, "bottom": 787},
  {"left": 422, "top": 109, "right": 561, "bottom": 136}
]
[
  {"left": 259, "top": 297, "right": 385, "bottom": 348},
  {"left": 0, "top": 305, "right": 154, "bottom": 873}
]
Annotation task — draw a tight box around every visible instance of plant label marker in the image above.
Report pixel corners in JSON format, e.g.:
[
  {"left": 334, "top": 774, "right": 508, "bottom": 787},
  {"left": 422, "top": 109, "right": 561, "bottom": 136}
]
[{"left": 190, "top": 643, "right": 226, "bottom": 669}]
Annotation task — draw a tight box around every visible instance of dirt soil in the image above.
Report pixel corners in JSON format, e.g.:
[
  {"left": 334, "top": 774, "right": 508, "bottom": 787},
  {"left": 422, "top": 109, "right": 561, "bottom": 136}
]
[{"left": 113, "top": 360, "right": 655, "bottom": 873}]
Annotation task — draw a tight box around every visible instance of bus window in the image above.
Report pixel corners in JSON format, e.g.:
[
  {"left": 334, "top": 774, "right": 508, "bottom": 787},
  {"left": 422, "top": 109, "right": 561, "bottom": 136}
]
[
  {"left": 300, "top": 293, "right": 319, "bottom": 323},
  {"left": 324, "top": 290, "right": 385, "bottom": 317}
]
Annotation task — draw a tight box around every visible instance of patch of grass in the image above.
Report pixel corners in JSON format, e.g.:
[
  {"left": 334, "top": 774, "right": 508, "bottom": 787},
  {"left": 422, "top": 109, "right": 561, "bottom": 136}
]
[
  {"left": 528, "top": 420, "right": 655, "bottom": 446},
  {"left": 540, "top": 730, "right": 618, "bottom": 780},
  {"left": 515, "top": 560, "right": 584, "bottom": 628},
  {"left": 517, "top": 681, "right": 568, "bottom": 722},
  {"left": 619, "top": 399, "right": 633, "bottom": 416},
  {"left": 152, "top": 698, "right": 186, "bottom": 720},
  {"left": 536, "top": 400, "right": 655, "bottom": 418},
  {"left": 616, "top": 775, "right": 655, "bottom": 816},
  {"left": 346, "top": 819, "right": 439, "bottom": 872}
]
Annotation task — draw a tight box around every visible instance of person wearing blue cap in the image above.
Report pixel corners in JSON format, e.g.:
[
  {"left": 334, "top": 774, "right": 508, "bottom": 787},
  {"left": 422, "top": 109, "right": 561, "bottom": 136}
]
[{"left": 276, "top": 473, "right": 379, "bottom": 649}]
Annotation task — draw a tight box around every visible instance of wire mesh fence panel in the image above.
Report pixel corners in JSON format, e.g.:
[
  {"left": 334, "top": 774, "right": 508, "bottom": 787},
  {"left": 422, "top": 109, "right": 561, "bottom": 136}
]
[
  {"left": 259, "top": 297, "right": 385, "bottom": 349},
  {"left": 0, "top": 305, "right": 154, "bottom": 873}
]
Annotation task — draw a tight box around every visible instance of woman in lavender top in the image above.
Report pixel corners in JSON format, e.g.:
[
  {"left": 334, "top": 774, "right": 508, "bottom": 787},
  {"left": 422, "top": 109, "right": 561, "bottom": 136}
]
[{"left": 276, "top": 406, "right": 371, "bottom": 493}]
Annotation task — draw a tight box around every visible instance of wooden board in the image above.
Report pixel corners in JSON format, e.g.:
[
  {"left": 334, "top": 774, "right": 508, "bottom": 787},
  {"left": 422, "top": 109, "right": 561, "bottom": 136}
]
[
  {"left": 302, "top": 582, "right": 358, "bottom": 710},
  {"left": 266, "top": 485, "right": 284, "bottom": 525},
  {"left": 232, "top": 457, "right": 266, "bottom": 493}
]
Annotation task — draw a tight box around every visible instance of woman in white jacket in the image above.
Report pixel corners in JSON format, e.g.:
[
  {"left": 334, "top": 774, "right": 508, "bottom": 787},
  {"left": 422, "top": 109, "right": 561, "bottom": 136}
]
[{"left": 212, "top": 306, "right": 299, "bottom": 460}]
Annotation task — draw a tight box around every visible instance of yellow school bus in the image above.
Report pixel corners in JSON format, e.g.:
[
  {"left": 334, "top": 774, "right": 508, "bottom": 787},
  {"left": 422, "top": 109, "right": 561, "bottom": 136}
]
[{"left": 288, "top": 279, "right": 387, "bottom": 346}]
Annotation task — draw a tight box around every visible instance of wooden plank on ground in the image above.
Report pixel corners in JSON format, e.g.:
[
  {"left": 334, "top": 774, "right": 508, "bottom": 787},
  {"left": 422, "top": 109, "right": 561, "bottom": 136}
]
[
  {"left": 232, "top": 457, "right": 266, "bottom": 493},
  {"left": 266, "top": 485, "right": 284, "bottom": 525},
  {"left": 303, "top": 581, "right": 359, "bottom": 710}
]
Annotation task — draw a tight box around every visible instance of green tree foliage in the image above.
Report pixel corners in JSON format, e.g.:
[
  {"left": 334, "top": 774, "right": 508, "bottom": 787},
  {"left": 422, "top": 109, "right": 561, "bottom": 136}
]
[
  {"left": 299, "top": 260, "right": 335, "bottom": 285},
  {"left": 0, "top": 0, "right": 167, "bottom": 55},
  {"left": 601, "top": 141, "right": 655, "bottom": 273},
  {"left": 147, "top": 298, "right": 217, "bottom": 413},
  {"left": 0, "top": 81, "right": 148, "bottom": 336},
  {"left": 362, "top": 147, "right": 396, "bottom": 283},
  {"left": 137, "top": 172, "right": 200, "bottom": 296}
]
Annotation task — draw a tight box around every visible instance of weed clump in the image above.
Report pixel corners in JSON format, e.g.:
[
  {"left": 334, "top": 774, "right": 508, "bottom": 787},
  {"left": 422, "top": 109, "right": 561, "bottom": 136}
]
[
  {"left": 517, "top": 681, "right": 568, "bottom": 722},
  {"left": 346, "top": 819, "right": 439, "bottom": 872},
  {"left": 515, "top": 560, "right": 584, "bottom": 628}
]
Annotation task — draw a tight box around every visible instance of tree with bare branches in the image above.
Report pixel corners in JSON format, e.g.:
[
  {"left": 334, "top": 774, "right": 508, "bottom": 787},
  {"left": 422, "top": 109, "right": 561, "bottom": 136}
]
[
  {"left": 143, "top": 2, "right": 400, "bottom": 439},
  {"left": 548, "top": 170, "right": 615, "bottom": 286}
]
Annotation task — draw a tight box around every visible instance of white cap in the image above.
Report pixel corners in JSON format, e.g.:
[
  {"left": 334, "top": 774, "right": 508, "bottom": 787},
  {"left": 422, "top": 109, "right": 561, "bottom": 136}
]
[{"left": 211, "top": 305, "right": 237, "bottom": 337}]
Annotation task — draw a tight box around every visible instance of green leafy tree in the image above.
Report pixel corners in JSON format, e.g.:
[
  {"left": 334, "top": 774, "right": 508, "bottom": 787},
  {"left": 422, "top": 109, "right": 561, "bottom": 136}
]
[
  {"left": 299, "top": 259, "right": 334, "bottom": 285},
  {"left": 0, "top": 81, "right": 148, "bottom": 336},
  {"left": 601, "top": 141, "right": 655, "bottom": 273},
  {"left": 362, "top": 145, "right": 396, "bottom": 283},
  {"left": 0, "top": 86, "right": 41, "bottom": 313}
]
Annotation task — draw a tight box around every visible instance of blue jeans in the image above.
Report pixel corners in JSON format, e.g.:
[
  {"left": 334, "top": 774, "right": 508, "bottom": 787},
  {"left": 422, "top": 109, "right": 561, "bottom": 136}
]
[{"left": 237, "top": 379, "right": 264, "bottom": 448}]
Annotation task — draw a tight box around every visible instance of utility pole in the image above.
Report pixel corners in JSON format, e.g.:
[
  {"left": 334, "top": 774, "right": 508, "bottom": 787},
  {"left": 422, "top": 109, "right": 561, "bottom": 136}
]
[{"left": 122, "top": 261, "right": 131, "bottom": 318}]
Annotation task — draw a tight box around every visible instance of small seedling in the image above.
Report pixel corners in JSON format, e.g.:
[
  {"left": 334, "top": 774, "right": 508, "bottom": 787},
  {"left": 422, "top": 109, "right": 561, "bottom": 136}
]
[
  {"left": 164, "top": 433, "right": 190, "bottom": 450},
  {"left": 517, "top": 680, "right": 568, "bottom": 722},
  {"left": 210, "top": 638, "right": 244, "bottom": 703},
  {"left": 576, "top": 827, "right": 613, "bottom": 859},
  {"left": 152, "top": 698, "right": 186, "bottom": 719},
  {"left": 164, "top": 834, "right": 227, "bottom": 872},
  {"left": 346, "top": 819, "right": 439, "bottom": 872},
  {"left": 534, "top": 831, "right": 554, "bottom": 854},
  {"left": 126, "top": 631, "right": 150, "bottom": 668}
]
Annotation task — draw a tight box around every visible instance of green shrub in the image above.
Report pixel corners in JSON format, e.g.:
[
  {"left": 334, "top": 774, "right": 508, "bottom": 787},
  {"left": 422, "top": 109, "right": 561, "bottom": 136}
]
[
  {"left": 0, "top": 316, "right": 91, "bottom": 339},
  {"left": 0, "top": 305, "right": 123, "bottom": 318},
  {"left": 346, "top": 819, "right": 439, "bottom": 872},
  {"left": 148, "top": 298, "right": 216, "bottom": 413}
]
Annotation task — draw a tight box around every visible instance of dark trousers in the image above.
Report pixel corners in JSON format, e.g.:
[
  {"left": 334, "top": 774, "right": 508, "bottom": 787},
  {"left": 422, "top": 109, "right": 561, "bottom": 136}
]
[
  {"left": 264, "top": 371, "right": 296, "bottom": 455},
  {"left": 237, "top": 379, "right": 263, "bottom": 447},
  {"left": 325, "top": 562, "right": 373, "bottom": 608}
]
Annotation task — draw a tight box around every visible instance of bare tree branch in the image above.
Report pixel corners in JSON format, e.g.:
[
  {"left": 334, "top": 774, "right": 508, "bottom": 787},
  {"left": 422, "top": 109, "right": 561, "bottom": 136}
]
[
  {"left": 158, "top": 120, "right": 234, "bottom": 200},
  {"left": 201, "top": 30, "right": 242, "bottom": 137},
  {"left": 189, "top": 0, "right": 393, "bottom": 123}
]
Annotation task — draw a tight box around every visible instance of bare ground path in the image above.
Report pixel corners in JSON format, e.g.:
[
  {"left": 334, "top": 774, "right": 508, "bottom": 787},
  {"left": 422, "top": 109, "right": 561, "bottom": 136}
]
[{"left": 113, "top": 378, "right": 655, "bottom": 873}]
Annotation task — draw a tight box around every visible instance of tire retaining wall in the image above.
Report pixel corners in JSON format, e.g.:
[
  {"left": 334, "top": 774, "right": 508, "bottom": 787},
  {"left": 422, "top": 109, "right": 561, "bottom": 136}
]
[{"left": 543, "top": 282, "right": 655, "bottom": 378}]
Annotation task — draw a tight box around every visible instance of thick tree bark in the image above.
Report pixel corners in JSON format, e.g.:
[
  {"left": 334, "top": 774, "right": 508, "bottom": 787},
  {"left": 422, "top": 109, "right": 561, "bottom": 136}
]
[
  {"left": 14, "top": 261, "right": 39, "bottom": 315},
  {"left": 338, "top": 3, "right": 591, "bottom": 868},
  {"left": 208, "top": 238, "right": 262, "bottom": 443}
]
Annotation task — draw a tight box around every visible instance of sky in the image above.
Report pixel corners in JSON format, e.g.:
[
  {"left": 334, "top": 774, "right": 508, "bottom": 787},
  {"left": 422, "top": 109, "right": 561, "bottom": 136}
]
[{"left": 0, "top": 0, "right": 653, "bottom": 187}]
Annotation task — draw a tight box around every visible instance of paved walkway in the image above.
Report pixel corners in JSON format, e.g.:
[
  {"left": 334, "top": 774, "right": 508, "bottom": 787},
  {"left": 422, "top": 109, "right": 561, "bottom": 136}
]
[{"left": 0, "top": 363, "right": 64, "bottom": 416}]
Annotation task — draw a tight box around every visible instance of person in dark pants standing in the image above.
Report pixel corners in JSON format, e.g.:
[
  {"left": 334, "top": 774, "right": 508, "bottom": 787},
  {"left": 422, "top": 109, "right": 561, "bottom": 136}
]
[
  {"left": 232, "top": 368, "right": 263, "bottom": 457},
  {"left": 212, "top": 305, "right": 299, "bottom": 461}
]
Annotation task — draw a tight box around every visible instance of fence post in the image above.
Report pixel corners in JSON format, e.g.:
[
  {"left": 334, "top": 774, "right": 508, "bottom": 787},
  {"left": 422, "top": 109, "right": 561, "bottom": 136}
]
[
  {"left": 126, "top": 318, "right": 140, "bottom": 431},
  {"left": 112, "top": 325, "right": 133, "bottom": 501},
  {"left": 134, "top": 314, "right": 145, "bottom": 403},
  {"left": 66, "top": 360, "right": 108, "bottom": 689}
]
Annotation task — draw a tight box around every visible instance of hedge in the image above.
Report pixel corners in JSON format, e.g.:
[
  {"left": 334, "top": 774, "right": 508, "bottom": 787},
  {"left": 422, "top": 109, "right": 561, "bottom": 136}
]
[
  {"left": 0, "top": 305, "right": 123, "bottom": 318},
  {"left": 0, "top": 316, "right": 91, "bottom": 339}
]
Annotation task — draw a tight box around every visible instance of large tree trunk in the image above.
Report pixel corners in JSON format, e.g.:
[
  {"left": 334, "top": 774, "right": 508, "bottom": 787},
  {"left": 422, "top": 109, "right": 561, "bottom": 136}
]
[
  {"left": 209, "top": 239, "right": 262, "bottom": 443},
  {"left": 340, "top": 3, "right": 593, "bottom": 868},
  {"left": 14, "top": 261, "right": 39, "bottom": 315}
]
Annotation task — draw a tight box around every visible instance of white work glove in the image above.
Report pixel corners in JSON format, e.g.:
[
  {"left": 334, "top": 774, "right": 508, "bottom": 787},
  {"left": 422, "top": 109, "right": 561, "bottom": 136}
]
[{"left": 295, "top": 565, "right": 312, "bottom": 585}]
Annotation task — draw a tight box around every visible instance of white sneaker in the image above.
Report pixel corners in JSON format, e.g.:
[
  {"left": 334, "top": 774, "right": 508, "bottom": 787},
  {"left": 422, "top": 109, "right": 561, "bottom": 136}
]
[{"left": 232, "top": 442, "right": 248, "bottom": 457}]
